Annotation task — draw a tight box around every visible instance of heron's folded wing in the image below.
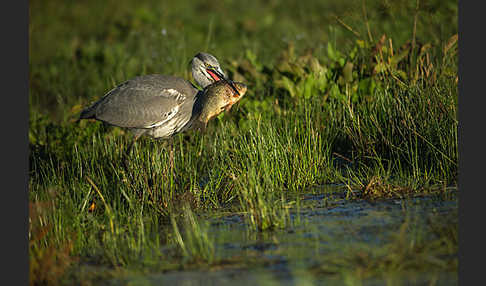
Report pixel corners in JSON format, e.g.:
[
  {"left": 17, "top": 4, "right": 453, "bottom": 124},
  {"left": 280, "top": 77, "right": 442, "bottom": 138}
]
[{"left": 95, "top": 86, "right": 191, "bottom": 128}]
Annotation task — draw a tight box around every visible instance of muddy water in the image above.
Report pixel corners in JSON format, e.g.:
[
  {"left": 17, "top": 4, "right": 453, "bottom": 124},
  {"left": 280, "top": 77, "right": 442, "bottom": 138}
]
[{"left": 111, "top": 185, "right": 458, "bottom": 285}]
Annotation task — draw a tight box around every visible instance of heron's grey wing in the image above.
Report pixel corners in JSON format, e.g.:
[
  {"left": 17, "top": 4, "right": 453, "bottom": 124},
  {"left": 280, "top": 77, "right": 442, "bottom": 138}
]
[{"left": 95, "top": 78, "right": 196, "bottom": 128}]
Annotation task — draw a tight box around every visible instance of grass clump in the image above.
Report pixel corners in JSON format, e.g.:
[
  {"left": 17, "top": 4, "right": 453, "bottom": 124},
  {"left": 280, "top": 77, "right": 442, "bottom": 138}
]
[
  {"left": 170, "top": 204, "right": 215, "bottom": 264},
  {"left": 29, "top": 192, "right": 76, "bottom": 286}
]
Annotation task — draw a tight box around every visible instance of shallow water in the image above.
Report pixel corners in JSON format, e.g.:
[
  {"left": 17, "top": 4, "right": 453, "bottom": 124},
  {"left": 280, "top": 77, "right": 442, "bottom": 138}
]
[{"left": 110, "top": 185, "right": 458, "bottom": 285}]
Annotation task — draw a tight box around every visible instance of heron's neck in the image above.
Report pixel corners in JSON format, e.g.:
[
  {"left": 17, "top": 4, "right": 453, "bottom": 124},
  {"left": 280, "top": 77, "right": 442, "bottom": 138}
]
[
  {"left": 192, "top": 69, "right": 212, "bottom": 89},
  {"left": 187, "top": 91, "right": 209, "bottom": 128}
]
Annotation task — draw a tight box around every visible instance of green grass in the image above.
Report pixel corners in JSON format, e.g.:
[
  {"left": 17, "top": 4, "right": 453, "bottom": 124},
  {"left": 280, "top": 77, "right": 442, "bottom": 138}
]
[{"left": 29, "top": 0, "right": 457, "bottom": 285}]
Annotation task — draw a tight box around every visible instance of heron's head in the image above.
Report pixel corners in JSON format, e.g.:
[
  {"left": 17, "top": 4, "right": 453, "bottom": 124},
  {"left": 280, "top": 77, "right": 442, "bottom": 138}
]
[
  {"left": 191, "top": 52, "right": 227, "bottom": 88},
  {"left": 191, "top": 52, "right": 243, "bottom": 97}
]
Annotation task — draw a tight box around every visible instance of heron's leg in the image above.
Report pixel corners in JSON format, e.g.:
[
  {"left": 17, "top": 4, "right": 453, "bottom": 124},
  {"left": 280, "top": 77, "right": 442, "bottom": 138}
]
[
  {"left": 126, "top": 133, "right": 141, "bottom": 156},
  {"left": 122, "top": 129, "right": 146, "bottom": 171},
  {"left": 168, "top": 137, "right": 175, "bottom": 178}
]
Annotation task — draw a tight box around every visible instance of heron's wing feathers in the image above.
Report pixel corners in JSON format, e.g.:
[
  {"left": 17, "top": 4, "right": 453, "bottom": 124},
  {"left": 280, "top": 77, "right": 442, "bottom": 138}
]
[{"left": 93, "top": 79, "right": 196, "bottom": 128}]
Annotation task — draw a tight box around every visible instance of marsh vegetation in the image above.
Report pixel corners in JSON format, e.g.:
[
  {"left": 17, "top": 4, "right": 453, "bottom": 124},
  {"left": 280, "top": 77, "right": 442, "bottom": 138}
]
[{"left": 29, "top": 0, "right": 458, "bottom": 284}]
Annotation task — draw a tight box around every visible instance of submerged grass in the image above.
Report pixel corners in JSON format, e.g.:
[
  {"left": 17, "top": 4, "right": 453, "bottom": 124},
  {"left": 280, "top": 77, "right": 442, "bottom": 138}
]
[
  {"left": 310, "top": 208, "right": 458, "bottom": 284},
  {"left": 29, "top": 0, "right": 457, "bottom": 284},
  {"left": 170, "top": 204, "right": 215, "bottom": 264}
]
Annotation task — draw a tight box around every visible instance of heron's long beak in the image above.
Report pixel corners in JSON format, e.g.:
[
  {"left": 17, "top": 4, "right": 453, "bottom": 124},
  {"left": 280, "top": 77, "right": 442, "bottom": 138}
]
[{"left": 206, "top": 67, "right": 240, "bottom": 97}]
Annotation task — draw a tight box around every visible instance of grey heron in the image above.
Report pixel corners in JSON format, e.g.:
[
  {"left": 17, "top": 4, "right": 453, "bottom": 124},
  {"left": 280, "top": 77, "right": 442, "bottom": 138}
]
[{"left": 78, "top": 52, "right": 245, "bottom": 157}]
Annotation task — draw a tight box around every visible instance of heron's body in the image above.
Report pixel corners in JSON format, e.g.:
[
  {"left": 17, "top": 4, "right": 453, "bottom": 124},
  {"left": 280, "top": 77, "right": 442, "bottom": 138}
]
[
  {"left": 79, "top": 52, "right": 245, "bottom": 141},
  {"left": 80, "top": 74, "right": 199, "bottom": 139}
]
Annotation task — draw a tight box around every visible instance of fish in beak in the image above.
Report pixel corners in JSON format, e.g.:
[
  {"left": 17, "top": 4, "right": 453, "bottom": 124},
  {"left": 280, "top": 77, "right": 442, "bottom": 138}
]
[{"left": 206, "top": 66, "right": 241, "bottom": 97}]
